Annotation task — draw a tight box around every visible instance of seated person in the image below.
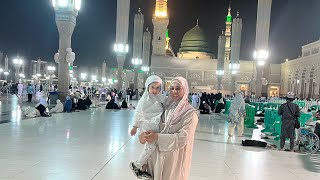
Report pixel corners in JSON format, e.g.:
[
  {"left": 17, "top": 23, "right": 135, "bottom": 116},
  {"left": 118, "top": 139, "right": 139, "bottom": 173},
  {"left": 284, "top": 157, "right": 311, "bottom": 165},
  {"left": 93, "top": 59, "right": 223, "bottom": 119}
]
[
  {"left": 50, "top": 99, "right": 64, "bottom": 113},
  {"left": 22, "top": 106, "right": 40, "bottom": 118},
  {"left": 64, "top": 96, "right": 73, "bottom": 113},
  {"left": 121, "top": 99, "right": 128, "bottom": 108},
  {"left": 84, "top": 96, "right": 92, "bottom": 107},
  {"left": 36, "top": 95, "right": 50, "bottom": 117},
  {"left": 76, "top": 98, "right": 88, "bottom": 110},
  {"left": 105, "top": 99, "right": 121, "bottom": 109},
  {"left": 215, "top": 98, "right": 225, "bottom": 113},
  {"left": 200, "top": 101, "right": 211, "bottom": 114},
  {"left": 71, "top": 97, "right": 77, "bottom": 111}
]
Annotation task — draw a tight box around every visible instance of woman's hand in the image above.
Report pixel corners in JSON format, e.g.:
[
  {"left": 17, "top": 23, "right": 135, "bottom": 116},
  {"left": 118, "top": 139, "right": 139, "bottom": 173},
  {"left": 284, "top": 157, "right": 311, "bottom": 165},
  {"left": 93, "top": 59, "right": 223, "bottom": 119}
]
[
  {"left": 143, "top": 131, "right": 158, "bottom": 143},
  {"left": 139, "top": 132, "right": 146, "bottom": 144}
]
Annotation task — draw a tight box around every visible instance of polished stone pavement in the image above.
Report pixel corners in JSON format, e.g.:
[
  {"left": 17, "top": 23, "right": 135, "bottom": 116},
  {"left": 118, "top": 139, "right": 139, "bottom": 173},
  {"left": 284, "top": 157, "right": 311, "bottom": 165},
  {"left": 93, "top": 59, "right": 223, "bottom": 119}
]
[{"left": 0, "top": 95, "right": 319, "bottom": 180}]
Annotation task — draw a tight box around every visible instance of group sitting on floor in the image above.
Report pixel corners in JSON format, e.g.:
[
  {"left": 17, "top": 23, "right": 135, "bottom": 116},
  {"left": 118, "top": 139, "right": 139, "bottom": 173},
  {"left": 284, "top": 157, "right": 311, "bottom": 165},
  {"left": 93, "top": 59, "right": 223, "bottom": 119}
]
[
  {"left": 105, "top": 97, "right": 132, "bottom": 110},
  {"left": 22, "top": 92, "right": 94, "bottom": 118},
  {"left": 191, "top": 92, "right": 226, "bottom": 114}
]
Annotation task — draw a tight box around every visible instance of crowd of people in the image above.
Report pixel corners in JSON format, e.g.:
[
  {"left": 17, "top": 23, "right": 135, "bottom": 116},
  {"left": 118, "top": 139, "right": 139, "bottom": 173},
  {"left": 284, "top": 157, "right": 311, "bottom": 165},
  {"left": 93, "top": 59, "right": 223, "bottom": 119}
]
[{"left": 190, "top": 92, "right": 227, "bottom": 114}]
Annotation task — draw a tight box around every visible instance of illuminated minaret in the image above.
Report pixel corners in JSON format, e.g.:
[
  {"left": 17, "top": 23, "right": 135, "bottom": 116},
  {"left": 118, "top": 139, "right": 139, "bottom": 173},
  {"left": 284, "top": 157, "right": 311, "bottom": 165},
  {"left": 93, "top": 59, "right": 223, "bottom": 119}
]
[
  {"left": 152, "top": 0, "right": 169, "bottom": 56},
  {"left": 225, "top": 2, "right": 232, "bottom": 61}
]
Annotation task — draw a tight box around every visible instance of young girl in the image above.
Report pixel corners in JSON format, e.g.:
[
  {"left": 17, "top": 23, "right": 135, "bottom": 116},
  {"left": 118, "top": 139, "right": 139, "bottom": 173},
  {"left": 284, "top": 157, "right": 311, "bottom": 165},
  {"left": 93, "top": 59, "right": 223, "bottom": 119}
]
[{"left": 129, "top": 75, "right": 164, "bottom": 179}]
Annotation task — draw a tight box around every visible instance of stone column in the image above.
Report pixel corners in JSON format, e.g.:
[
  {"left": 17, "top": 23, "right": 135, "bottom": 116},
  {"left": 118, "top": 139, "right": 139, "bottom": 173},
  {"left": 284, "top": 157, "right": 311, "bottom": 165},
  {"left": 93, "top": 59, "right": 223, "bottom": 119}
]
[
  {"left": 115, "top": 0, "right": 131, "bottom": 90},
  {"left": 133, "top": 9, "right": 144, "bottom": 89},
  {"left": 4, "top": 56, "right": 8, "bottom": 81},
  {"left": 56, "top": 21, "right": 76, "bottom": 100},
  {"left": 229, "top": 12, "right": 243, "bottom": 93},
  {"left": 0, "top": 52, "right": 3, "bottom": 79},
  {"left": 102, "top": 61, "right": 107, "bottom": 79},
  {"left": 37, "top": 58, "right": 41, "bottom": 76},
  {"left": 53, "top": 1, "right": 79, "bottom": 101},
  {"left": 33, "top": 63, "right": 37, "bottom": 77},
  {"left": 254, "top": 0, "right": 272, "bottom": 97},
  {"left": 142, "top": 28, "right": 151, "bottom": 85},
  {"left": 217, "top": 32, "right": 226, "bottom": 91},
  {"left": 14, "top": 66, "right": 20, "bottom": 83}
]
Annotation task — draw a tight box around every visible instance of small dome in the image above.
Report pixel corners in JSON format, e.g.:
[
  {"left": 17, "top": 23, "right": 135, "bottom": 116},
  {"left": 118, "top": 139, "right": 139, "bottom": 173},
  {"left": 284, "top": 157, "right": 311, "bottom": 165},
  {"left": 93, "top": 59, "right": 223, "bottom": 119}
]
[{"left": 179, "top": 25, "right": 213, "bottom": 54}]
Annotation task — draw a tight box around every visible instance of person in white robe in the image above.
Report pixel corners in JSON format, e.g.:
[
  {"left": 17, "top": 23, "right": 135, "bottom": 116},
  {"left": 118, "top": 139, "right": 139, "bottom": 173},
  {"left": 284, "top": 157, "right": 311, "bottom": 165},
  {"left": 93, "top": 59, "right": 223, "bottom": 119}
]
[
  {"left": 49, "top": 99, "right": 64, "bottom": 114},
  {"left": 191, "top": 93, "right": 200, "bottom": 109},
  {"left": 22, "top": 106, "right": 40, "bottom": 118},
  {"left": 227, "top": 91, "right": 246, "bottom": 137},
  {"left": 17, "top": 83, "right": 23, "bottom": 98},
  {"left": 129, "top": 75, "right": 164, "bottom": 179},
  {"left": 140, "top": 76, "right": 199, "bottom": 180}
]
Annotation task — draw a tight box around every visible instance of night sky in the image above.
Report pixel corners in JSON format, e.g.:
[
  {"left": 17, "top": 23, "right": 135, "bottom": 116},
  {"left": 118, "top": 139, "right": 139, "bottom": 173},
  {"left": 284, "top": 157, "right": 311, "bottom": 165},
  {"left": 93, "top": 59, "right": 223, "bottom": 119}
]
[{"left": 0, "top": 0, "right": 320, "bottom": 69}]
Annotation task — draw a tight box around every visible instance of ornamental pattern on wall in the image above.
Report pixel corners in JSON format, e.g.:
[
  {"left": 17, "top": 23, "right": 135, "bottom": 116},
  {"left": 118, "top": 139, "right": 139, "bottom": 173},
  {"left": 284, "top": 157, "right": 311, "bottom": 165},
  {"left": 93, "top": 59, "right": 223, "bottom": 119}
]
[
  {"left": 155, "top": 71, "right": 166, "bottom": 77},
  {"left": 189, "top": 73, "right": 201, "bottom": 80}
]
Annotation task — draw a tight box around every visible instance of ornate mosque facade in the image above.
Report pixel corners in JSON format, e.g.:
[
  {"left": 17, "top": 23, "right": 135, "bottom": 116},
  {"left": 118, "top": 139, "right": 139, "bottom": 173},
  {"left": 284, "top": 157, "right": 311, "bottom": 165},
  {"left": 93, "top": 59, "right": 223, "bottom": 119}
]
[
  {"left": 149, "top": 0, "right": 281, "bottom": 96},
  {"left": 115, "top": 0, "right": 320, "bottom": 99}
]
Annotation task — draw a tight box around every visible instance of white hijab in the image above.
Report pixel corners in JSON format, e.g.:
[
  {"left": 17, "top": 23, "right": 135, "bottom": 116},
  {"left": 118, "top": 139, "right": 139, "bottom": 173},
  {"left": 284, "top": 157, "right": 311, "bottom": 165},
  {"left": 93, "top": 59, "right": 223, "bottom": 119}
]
[
  {"left": 163, "top": 77, "right": 196, "bottom": 132},
  {"left": 134, "top": 75, "right": 164, "bottom": 121},
  {"left": 230, "top": 91, "right": 245, "bottom": 113}
]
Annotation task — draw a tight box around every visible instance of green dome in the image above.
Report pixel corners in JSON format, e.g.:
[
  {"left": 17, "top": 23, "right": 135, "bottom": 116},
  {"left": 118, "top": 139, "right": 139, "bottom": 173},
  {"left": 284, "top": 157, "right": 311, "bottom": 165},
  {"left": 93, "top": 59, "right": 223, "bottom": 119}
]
[{"left": 179, "top": 25, "right": 213, "bottom": 54}]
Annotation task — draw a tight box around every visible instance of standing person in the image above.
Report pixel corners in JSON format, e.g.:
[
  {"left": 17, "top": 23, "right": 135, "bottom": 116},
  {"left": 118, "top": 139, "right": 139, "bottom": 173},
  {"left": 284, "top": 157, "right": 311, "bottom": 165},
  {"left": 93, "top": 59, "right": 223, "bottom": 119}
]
[
  {"left": 126, "top": 88, "right": 131, "bottom": 102},
  {"left": 228, "top": 91, "right": 246, "bottom": 137},
  {"left": 27, "top": 84, "right": 34, "bottom": 102},
  {"left": 192, "top": 93, "right": 200, "bottom": 109},
  {"left": 129, "top": 75, "right": 164, "bottom": 179},
  {"left": 140, "top": 77, "right": 199, "bottom": 180},
  {"left": 17, "top": 82, "right": 23, "bottom": 98},
  {"left": 278, "top": 92, "right": 300, "bottom": 151}
]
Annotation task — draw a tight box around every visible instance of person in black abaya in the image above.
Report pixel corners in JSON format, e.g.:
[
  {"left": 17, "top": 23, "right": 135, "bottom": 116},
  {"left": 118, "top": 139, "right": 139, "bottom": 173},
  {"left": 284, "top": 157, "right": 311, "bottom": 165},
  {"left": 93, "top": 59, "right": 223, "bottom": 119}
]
[
  {"left": 106, "top": 99, "right": 121, "bottom": 109},
  {"left": 121, "top": 99, "right": 128, "bottom": 108}
]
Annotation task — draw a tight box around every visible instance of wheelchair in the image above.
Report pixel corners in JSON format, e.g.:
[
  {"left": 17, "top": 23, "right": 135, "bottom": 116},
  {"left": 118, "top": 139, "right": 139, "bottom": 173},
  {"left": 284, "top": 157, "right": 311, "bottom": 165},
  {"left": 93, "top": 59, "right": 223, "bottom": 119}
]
[{"left": 297, "top": 124, "right": 320, "bottom": 154}]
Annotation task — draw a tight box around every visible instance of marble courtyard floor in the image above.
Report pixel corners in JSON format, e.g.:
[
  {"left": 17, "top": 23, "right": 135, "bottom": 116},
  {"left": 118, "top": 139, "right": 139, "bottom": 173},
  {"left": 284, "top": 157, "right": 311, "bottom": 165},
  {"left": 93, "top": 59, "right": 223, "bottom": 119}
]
[{"left": 0, "top": 95, "right": 319, "bottom": 180}]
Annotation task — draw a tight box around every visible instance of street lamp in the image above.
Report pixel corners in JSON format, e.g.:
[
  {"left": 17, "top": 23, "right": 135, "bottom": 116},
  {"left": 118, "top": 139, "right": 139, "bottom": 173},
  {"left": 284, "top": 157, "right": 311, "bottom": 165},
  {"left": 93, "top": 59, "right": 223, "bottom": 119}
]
[
  {"left": 229, "top": 63, "right": 240, "bottom": 75},
  {"left": 4, "top": 71, "right": 9, "bottom": 82},
  {"left": 253, "top": 49, "right": 269, "bottom": 66},
  {"left": 141, "top": 66, "right": 149, "bottom": 72},
  {"left": 47, "top": 65, "right": 56, "bottom": 89},
  {"left": 216, "top": 70, "right": 224, "bottom": 76},
  {"left": 102, "top": 77, "right": 107, "bottom": 86},
  {"left": 80, "top": 73, "right": 87, "bottom": 80},
  {"left": 91, "top": 75, "right": 97, "bottom": 87},
  {"left": 13, "top": 57, "right": 23, "bottom": 83}
]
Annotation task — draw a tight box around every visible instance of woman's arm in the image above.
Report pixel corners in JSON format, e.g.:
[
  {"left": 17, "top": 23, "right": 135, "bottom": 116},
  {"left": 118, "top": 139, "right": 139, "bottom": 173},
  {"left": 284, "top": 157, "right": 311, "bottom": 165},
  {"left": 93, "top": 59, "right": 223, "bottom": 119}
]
[{"left": 148, "top": 112, "right": 198, "bottom": 152}]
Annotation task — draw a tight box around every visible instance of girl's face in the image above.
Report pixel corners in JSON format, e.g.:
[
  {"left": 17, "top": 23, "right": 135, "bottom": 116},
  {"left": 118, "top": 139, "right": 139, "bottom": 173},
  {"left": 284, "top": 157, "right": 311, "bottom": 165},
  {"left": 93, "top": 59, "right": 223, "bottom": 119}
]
[
  {"left": 169, "top": 81, "right": 184, "bottom": 102},
  {"left": 148, "top": 82, "right": 161, "bottom": 95}
]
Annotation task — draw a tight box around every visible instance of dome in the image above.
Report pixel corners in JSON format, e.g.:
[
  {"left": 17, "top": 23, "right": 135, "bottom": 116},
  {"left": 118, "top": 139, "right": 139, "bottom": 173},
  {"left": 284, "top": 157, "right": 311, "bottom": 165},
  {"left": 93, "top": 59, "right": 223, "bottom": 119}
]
[{"left": 179, "top": 25, "right": 213, "bottom": 55}]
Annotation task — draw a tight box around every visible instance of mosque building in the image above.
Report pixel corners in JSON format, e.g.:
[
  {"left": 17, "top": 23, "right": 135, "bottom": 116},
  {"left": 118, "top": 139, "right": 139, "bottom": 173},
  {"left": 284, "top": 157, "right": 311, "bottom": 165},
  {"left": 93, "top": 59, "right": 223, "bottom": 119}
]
[
  {"left": 111, "top": 0, "right": 320, "bottom": 99},
  {"left": 149, "top": 0, "right": 281, "bottom": 96}
]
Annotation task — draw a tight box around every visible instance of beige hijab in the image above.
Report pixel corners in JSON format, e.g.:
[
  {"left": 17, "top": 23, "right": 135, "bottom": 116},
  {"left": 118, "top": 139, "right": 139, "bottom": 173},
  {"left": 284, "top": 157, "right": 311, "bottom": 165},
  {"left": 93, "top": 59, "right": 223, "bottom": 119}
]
[{"left": 163, "top": 77, "right": 196, "bottom": 133}]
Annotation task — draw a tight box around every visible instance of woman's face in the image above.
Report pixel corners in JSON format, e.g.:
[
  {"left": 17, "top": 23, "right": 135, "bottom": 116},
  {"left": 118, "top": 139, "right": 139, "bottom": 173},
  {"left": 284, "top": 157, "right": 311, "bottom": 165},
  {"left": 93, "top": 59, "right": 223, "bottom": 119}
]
[
  {"left": 169, "top": 81, "right": 185, "bottom": 101},
  {"left": 148, "top": 82, "right": 161, "bottom": 95}
]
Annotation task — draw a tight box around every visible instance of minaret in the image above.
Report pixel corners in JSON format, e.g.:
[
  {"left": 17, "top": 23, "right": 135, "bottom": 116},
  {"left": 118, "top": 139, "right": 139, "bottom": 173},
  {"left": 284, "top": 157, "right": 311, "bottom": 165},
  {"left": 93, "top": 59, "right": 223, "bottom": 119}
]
[
  {"left": 254, "top": 0, "right": 272, "bottom": 97},
  {"left": 225, "top": 1, "right": 232, "bottom": 61},
  {"left": 133, "top": 8, "right": 144, "bottom": 89},
  {"left": 114, "top": 0, "right": 131, "bottom": 90},
  {"left": 102, "top": 61, "right": 107, "bottom": 79},
  {"left": 152, "top": 0, "right": 169, "bottom": 56},
  {"left": 229, "top": 11, "right": 243, "bottom": 93},
  {"left": 217, "top": 31, "right": 226, "bottom": 91}
]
